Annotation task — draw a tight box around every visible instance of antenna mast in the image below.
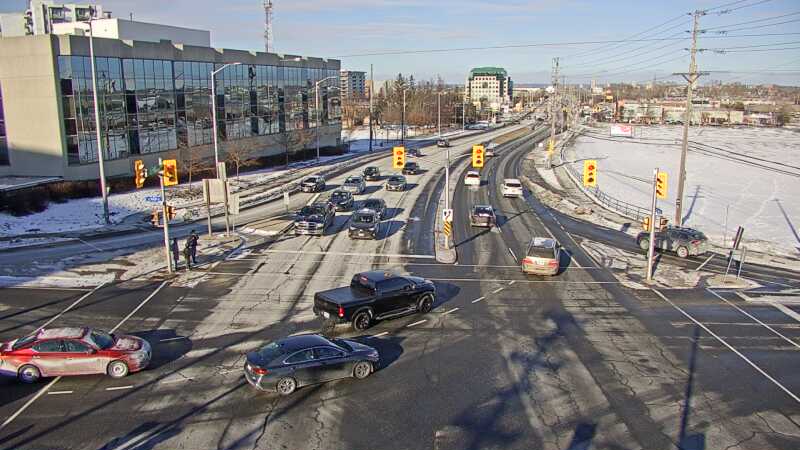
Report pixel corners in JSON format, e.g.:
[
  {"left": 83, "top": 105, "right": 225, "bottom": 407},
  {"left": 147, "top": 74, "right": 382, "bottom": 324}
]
[{"left": 264, "top": 0, "right": 274, "bottom": 53}]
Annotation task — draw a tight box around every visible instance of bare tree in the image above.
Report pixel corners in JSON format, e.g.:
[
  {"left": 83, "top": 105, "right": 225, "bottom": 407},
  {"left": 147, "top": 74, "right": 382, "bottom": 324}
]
[
  {"left": 225, "top": 138, "right": 259, "bottom": 180},
  {"left": 180, "top": 146, "right": 207, "bottom": 193},
  {"left": 278, "top": 128, "right": 315, "bottom": 167}
]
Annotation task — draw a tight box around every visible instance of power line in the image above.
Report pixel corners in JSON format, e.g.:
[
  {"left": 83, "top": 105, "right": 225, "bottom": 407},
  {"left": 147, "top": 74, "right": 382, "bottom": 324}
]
[
  {"left": 562, "top": 29, "right": 687, "bottom": 70},
  {"left": 704, "top": 10, "right": 800, "bottom": 30},
  {"left": 563, "top": 14, "right": 687, "bottom": 60},
  {"left": 713, "top": 18, "right": 800, "bottom": 33},
  {"left": 716, "top": 45, "right": 800, "bottom": 53},
  {"left": 708, "top": 40, "right": 800, "bottom": 50}
]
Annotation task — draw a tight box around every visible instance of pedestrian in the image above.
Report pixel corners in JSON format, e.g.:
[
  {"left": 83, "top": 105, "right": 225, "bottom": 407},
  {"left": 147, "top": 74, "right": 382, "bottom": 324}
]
[
  {"left": 171, "top": 238, "right": 180, "bottom": 271},
  {"left": 188, "top": 229, "right": 199, "bottom": 264},
  {"left": 183, "top": 240, "right": 192, "bottom": 270}
]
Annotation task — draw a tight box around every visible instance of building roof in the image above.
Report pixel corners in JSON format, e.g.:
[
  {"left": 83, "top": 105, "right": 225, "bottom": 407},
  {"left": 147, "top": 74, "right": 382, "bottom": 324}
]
[{"left": 470, "top": 67, "right": 508, "bottom": 77}]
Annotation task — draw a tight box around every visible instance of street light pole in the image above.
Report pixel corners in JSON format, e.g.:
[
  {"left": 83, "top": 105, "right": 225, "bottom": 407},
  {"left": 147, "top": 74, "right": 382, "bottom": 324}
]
[
  {"left": 211, "top": 62, "right": 241, "bottom": 177},
  {"left": 401, "top": 88, "right": 408, "bottom": 144},
  {"left": 86, "top": 20, "right": 111, "bottom": 225},
  {"left": 437, "top": 92, "right": 442, "bottom": 139},
  {"left": 315, "top": 75, "right": 338, "bottom": 162}
]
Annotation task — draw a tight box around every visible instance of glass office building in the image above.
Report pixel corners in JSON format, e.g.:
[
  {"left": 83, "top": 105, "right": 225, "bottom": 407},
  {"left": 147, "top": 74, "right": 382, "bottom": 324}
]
[{"left": 0, "top": 33, "right": 341, "bottom": 181}]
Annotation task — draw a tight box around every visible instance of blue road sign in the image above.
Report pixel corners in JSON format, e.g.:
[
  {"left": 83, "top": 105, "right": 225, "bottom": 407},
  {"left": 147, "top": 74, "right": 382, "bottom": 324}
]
[{"left": 145, "top": 195, "right": 162, "bottom": 203}]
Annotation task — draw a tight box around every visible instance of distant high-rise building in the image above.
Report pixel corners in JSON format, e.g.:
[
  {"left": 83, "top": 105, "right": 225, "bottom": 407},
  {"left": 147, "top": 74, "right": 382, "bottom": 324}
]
[
  {"left": 0, "top": 1, "right": 108, "bottom": 38},
  {"left": 465, "top": 67, "right": 512, "bottom": 111},
  {"left": 340, "top": 70, "right": 366, "bottom": 99}
]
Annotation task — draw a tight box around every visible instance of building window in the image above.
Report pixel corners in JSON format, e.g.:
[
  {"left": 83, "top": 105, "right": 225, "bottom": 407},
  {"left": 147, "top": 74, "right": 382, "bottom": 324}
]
[{"left": 0, "top": 81, "right": 8, "bottom": 165}]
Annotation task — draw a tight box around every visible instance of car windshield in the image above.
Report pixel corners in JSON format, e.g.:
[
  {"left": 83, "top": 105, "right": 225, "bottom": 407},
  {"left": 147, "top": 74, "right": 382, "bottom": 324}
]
[
  {"left": 331, "top": 339, "right": 352, "bottom": 352},
  {"left": 12, "top": 333, "right": 38, "bottom": 350},
  {"left": 505, "top": 181, "right": 521, "bottom": 188},
  {"left": 90, "top": 330, "right": 115, "bottom": 350},
  {"left": 345, "top": 177, "right": 360, "bottom": 184},
  {"left": 363, "top": 200, "right": 381, "bottom": 209},
  {"left": 466, "top": 173, "right": 480, "bottom": 178},
  {"left": 305, "top": 177, "right": 318, "bottom": 183},
  {"left": 528, "top": 246, "right": 556, "bottom": 258},
  {"left": 474, "top": 207, "right": 493, "bottom": 216},
  {"left": 365, "top": 167, "right": 377, "bottom": 173},
  {"left": 330, "top": 192, "right": 348, "bottom": 201},
  {"left": 257, "top": 341, "right": 285, "bottom": 363},
  {"left": 388, "top": 176, "right": 403, "bottom": 182},
  {"left": 354, "top": 214, "right": 375, "bottom": 224}
]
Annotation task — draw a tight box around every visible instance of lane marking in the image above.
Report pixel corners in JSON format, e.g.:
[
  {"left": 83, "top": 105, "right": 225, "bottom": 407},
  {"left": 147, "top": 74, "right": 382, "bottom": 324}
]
[
  {"left": 0, "top": 376, "right": 62, "bottom": 432},
  {"left": 78, "top": 238, "right": 104, "bottom": 252},
  {"left": 47, "top": 390, "right": 73, "bottom": 395},
  {"left": 508, "top": 281, "right": 516, "bottom": 285},
  {"left": 492, "top": 287, "right": 504, "bottom": 294},
  {"left": 109, "top": 280, "right": 168, "bottom": 334},
  {"left": 160, "top": 378, "right": 194, "bottom": 385},
  {"left": 472, "top": 296, "right": 485, "bottom": 303},
  {"left": 159, "top": 336, "right": 187, "bottom": 342},
  {"left": 706, "top": 288, "right": 800, "bottom": 349},
  {"left": 695, "top": 254, "right": 715, "bottom": 272},
  {"left": 508, "top": 248, "right": 517, "bottom": 260},
  {"left": 106, "top": 385, "right": 134, "bottom": 391},
  {"left": 406, "top": 319, "right": 427, "bottom": 328},
  {"left": 36, "top": 282, "right": 107, "bottom": 333},
  {"left": 768, "top": 302, "right": 800, "bottom": 325},
  {"left": 442, "top": 307, "right": 460, "bottom": 315},
  {"left": 371, "top": 331, "right": 389, "bottom": 338},
  {"left": 257, "top": 249, "right": 435, "bottom": 259},
  {"left": 652, "top": 288, "right": 800, "bottom": 404}
]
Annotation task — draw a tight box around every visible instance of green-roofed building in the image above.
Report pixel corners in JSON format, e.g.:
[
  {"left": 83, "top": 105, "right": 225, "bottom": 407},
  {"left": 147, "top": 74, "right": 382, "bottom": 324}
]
[{"left": 465, "top": 67, "right": 513, "bottom": 112}]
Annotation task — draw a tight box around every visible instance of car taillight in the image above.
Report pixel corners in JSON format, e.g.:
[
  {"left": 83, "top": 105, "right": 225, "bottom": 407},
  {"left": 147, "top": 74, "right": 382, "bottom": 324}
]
[
  {"left": 691, "top": 240, "right": 701, "bottom": 245},
  {"left": 338, "top": 306, "right": 345, "bottom": 318},
  {"left": 548, "top": 260, "right": 559, "bottom": 267},
  {"left": 522, "top": 257, "right": 534, "bottom": 265},
  {"left": 252, "top": 367, "right": 269, "bottom": 375}
]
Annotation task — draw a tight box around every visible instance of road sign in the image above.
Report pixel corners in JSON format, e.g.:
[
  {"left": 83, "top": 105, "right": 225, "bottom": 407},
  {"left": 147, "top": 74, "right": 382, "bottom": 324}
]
[
  {"left": 442, "top": 208, "right": 453, "bottom": 223},
  {"left": 145, "top": 195, "right": 162, "bottom": 203},
  {"left": 443, "top": 221, "right": 452, "bottom": 237}
]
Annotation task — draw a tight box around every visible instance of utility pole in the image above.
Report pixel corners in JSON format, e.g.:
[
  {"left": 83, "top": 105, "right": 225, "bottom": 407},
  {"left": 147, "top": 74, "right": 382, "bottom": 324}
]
[
  {"left": 646, "top": 168, "right": 658, "bottom": 282},
  {"left": 159, "top": 158, "right": 173, "bottom": 274},
  {"left": 674, "top": 10, "right": 708, "bottom": 226},
  {"left": 87, "top": 21, "right": 111, "bottom": 225},
  {"left": 369, "top": 64, "right": 374, "bottom": 152},
  {"left": 401, "top": 88, "right": 407, "bottom": 144},
  {"left": 548, "top": 57, "right": 559, "bottom": 168}
]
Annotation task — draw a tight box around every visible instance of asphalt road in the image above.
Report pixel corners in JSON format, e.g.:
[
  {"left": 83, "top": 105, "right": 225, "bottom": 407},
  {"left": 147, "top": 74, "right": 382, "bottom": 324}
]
[{"left": 1, "top": 127, "right": 799, "bottom": 450}]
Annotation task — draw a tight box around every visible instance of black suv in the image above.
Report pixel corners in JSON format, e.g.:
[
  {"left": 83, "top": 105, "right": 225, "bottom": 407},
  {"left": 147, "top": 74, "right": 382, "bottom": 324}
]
[
  {"left": 300, "top": 176, "right": 325, "bottom": 193},
  {"left": 363, "top": 166, "right": 381, "bottom": 181},
  {"left": 636, "top": 226, "right": 708, "bottom": 258},
  {"left": 294, "top": 203, "right": 335, "bottom": 236},
  {"left": 402, "top": 161, "right": 420, "bottom": 175},
  {"left": 361, "top": 198, "right": 387, "bottom": 219},
  {"left": 313, "top": 271, "right": 436, "bottom": 331},
  {"left": 328, "top": 190, "right": 354, "bottom": 211},
  {"left": 348, "top": 209, "right": 382, "bottom": 240}
]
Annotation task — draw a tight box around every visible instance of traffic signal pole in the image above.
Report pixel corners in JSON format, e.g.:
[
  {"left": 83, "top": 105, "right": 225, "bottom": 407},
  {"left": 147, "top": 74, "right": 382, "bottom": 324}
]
[
  {"left": 444, "top": 144, "right": 450, "bottom": 249},
  {"left": 646, "top": 167, "right": 658, "bottom": 282},
  {"left": 159, "top": 158, "right": 173, "bottom": 274}
]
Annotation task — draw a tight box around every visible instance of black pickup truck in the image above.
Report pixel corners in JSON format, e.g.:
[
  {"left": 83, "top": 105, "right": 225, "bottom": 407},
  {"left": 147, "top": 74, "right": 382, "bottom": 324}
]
[
  {"left": 293, "top": 202, "right": 335, "bottom": 236},
  {"left": 313, "top": 271, "right": 436, "bottom": 331}
]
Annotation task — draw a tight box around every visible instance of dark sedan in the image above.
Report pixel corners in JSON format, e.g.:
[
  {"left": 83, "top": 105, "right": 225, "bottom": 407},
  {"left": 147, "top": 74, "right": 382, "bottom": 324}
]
[
  {"left": 363, "top": 166, "right": 381, "bottom": 181},
  {"left": 300, "top": 176, "right": 326, "bottom": 193},
  {"left": 244, "top": 334, "right": 379, "bottom": 395},
  {"left": 402, "top": 162, "right": 420, "bottom": 175},
  {"left": 328, "top": 190, "right": 354, "bottom": 211},
  {"left": 385, "top": 175, "right": 407, "bottom": 191}
]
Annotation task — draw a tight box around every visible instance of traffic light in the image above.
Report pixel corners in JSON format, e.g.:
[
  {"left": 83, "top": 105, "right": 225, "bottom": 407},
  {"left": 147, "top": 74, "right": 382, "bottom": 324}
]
[
  {"left": 642, "top": 216, "right": 651, "bottom": 232},
  {"left": 547, "top": 139, "right": 555, "bottom": 154},
  {"left": 656, "top": 171, "right": 668, "bottom": 199},
  {"left": 392, "top": 146, "right": 405, "bottom": 169},
  {"left": 659, "top": 217, "right": 669, "bottom": 230},
  {"left": 472, "top": 145, "right": 485, "bottom": 168},
  {"left": 583, "top": 160, "right": 597, "bottom": 187},
  {"left": 163, "top": 159, "right": 178, "bottom": 186},
  {"left": 166, "top": 205, "right": 176, "bottom": 221},
  {"left": 134, "top": 159, "right": 146, "bottom": 188}
]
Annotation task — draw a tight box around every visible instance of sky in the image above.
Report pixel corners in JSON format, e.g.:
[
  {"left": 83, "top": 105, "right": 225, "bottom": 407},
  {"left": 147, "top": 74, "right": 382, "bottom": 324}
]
[{"left": 2, "top": 0, "right": 799, "bottom": 85}]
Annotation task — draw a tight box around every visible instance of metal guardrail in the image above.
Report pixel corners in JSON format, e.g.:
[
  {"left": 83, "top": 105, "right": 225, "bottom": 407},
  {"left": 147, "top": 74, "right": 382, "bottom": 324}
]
[{"left": 560, "top": 129, "right": 650, "bottom": 222}]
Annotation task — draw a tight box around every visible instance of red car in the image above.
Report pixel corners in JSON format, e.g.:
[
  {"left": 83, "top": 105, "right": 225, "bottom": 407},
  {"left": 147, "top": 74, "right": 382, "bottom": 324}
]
[{"left": 0, "top": 327, "right": 151, "bottom": 383}]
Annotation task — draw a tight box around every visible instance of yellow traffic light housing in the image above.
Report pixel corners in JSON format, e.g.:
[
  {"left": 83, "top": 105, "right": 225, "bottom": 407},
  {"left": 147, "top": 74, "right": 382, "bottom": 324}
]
[
  {"left": 163, "top": 159, "right": 179, "bottom": 186},
  {"left": 643, "top": 216, "right": 651, "bottom": 232},
  {"left": 134, "top": 159, "right": 146, "bottom": 189},
  {"left": 583, "top": 160, "right": 597, "bottom": 187},
  {"left": 656, "top": 171, "right": 668, "bottom": 199},
  {"left": 472, "top": 145, "right": 485, "bottom": 168},
  {"left": 392, "top": 146, "right": 405, "bottom": 169},
  {"left": 166, "top": 205, "right": 176, "bottom": 221}
]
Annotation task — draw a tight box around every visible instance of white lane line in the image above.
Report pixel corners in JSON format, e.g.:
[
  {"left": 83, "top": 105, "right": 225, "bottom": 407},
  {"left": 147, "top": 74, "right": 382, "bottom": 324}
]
[
  {"left": 78, "top": 238, "right": 104, "bottom": 252},
  {"left": 652, "top": 288, "right": 800, "bottom": 404},
  {"left": 159, "top": 336, "right": 187, "bottom": 342},
  {"left": 695, "top": 254, "right": 715, "bottom": 272},
  {"left": 0, "top": 376, "right": 62, "bottom": 432},
  {"left": 406, "top": 319, "right": 427, "bottom": 328},
  {"left": 508, "top": 281, "right": 516, "bottom": 286},
  {"left": 768, "top": 302, "right": 800, "bottom": 325},
  {"left": 109, "top": 280, "right": 168, "bottom": 334},
  {"left": 258, "top": 249, "right": 435, "bottom": 259},
  {"left": 106, "top": 385, "right": 134, "bottom": 391},
  {"left": 160, "top": 378, "right": 194, "bottom": 385},
  {"left": 442, "top": 307, "right": 460, "bottom": 315},
  {"left": 706, "top": 288, "right": 800, "bottom": 349},
  {"left": 472, "top": 296, "right": 485, "bottom": 303},
  {"left": 371, "top": 331, "right": 389, "bottom": 338},
  {"left": 47, "top": 390, "right": 73, "bottom": 395},
  {"left": 508, "top": 248, "right": 517, "bottom": 260},
  {"left": 37, "top": 282, "right": 107, "bottom": 332},
  {"left": 491, "top": 287, "right": 504, "bottom": 294}
]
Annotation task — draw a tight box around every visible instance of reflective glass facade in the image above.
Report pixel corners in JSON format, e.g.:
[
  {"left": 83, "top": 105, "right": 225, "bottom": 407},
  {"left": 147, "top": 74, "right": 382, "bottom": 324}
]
[
  {"left": 57, "top": 56, "right": 340, "bottom": 165},
  {"left": 0, "top": 81, "right": 7, "bottom": 165}
]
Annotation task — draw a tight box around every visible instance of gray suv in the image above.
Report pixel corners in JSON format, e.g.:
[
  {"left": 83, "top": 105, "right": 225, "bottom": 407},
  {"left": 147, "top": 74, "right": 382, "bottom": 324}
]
[{"left": 636, "top": 226, "right": 708, "bottom": 258}]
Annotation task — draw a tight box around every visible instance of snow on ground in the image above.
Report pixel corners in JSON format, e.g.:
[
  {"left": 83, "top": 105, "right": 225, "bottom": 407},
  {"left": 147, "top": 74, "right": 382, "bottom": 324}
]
[{"left": 570, "top": 124, "right": 800, "bottom": 257}]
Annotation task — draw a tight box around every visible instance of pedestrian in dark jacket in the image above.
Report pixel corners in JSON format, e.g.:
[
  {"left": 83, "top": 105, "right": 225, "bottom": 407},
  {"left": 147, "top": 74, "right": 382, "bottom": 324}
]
[
  {"left": 183, "top": 240, "right": 192, "bottom": 270},
  {"left": 171, "top": 238, "right": 180, "bottom": 270},
  {"left": 188, "top": 230, "right": 199, "bottom": 264}
]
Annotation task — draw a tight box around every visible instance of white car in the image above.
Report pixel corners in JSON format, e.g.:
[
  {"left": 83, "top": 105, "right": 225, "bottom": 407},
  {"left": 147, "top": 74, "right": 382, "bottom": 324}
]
[
  {"left": 502, "top": 178, "right": 523, "bottom": 198},
  {"left": 464, "top": 170, "right": 481, "bottom": 187}
]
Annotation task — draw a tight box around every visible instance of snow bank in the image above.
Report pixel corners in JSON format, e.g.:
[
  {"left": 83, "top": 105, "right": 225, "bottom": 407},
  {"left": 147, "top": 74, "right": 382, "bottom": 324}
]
[{"left": 570, "top": 125, "right": 800, "bottom": 257}]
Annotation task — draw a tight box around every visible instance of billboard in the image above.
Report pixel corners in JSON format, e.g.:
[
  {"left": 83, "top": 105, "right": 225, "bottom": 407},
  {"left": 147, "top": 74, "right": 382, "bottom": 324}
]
[{"left": 610, "top": 124, "right": 634, "bottom": 138}]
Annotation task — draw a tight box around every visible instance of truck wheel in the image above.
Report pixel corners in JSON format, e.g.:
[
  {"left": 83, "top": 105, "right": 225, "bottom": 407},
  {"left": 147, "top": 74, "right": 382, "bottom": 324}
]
[
  {"left": 417, "top": 294, "right": 434, "bottom": 314},
  {"left": 676, "top": 246, "right": 689, "bottom": 258},
  {"left": 352, "top": 311, "right": 372, "bottom": 331}
]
